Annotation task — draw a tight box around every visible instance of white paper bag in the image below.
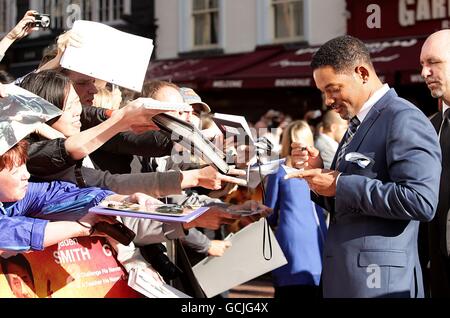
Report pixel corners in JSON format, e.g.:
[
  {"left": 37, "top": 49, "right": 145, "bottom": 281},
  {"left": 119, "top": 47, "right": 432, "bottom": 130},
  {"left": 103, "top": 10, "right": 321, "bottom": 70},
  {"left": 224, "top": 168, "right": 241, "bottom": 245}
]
[{"left": 193, "top": 218, "right": 287, "bottom": 298}]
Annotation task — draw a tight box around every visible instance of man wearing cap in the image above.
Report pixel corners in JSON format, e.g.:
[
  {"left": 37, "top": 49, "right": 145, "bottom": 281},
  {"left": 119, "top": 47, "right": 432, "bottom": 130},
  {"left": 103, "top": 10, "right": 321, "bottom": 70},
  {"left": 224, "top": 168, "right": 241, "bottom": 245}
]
[
  {"left": 179, "top": 87, "right": 212, "bottom": 115},
  {"left": 179, "top": 87, "right": 223, "bottom": 142}
]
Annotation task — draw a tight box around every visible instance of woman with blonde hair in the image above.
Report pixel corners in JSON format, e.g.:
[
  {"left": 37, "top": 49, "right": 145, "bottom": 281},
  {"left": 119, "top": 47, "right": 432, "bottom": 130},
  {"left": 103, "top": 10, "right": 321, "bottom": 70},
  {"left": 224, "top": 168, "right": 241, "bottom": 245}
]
[
  {"left": 93, "top": 86, "right": 122, "bottom": 110},
  {"left": 266, "top": 120, "right": 327, "bottom": 299}
]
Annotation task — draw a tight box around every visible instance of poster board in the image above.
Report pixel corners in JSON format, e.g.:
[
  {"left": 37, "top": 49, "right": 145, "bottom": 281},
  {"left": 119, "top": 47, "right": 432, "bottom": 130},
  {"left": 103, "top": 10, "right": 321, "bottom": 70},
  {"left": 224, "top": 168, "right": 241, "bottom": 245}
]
[{"left": 0, "top": 237, "right": 140, "bottom": 298}]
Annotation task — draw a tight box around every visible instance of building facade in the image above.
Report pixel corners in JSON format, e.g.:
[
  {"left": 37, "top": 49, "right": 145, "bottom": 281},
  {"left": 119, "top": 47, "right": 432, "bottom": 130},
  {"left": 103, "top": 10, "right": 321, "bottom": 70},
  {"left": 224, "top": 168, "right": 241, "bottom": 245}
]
[
  {"left": 149, "top": 0, "right": 440, "bottom": 120},
  {"left": 148, "top": 0, "right": 347, "bottom": 121},
  {"left": 1, "top": 0, "right": 442, "bottom": 119},
  {"left": 0, "top": 0, "right": 156, "bottom": 78},
  {"left": 155, "top": 0, "right": 346, "bottom": 59}
]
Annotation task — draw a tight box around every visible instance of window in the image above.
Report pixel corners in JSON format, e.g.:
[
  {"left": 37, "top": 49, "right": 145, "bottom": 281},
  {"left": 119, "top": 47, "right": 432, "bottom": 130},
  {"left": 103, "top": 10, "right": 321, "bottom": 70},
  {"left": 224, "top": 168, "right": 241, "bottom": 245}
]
[
  {"left": 39, "top": 0, "right": 130, "bottom": 30},
  {"left": 192, "top": 0, "right": 219, "bottom": 48},
  {"left": 85, "top": 0, "right": 129, "bottom": 23},
  {"left": 113, "top": 0, "right": 124, "bottom": 21},
  {"left": 0, "top": 0, "right": 16, "bottom": 35},
  {"left": 272, "top": 0, "right": 304, "bottom": 41},
  {"left": 42, "top": 0, "right": 65, "bottom": 30},
  {"left": 0, "top": 1, "right": 9, "bottom": 34},
  {"left": 82, "top": 0, "right": 93, "bottom": 21}
]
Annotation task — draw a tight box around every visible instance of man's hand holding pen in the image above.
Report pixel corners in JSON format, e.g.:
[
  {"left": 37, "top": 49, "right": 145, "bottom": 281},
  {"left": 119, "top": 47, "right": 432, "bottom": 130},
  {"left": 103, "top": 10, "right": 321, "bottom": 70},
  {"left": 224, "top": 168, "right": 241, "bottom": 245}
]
[
  {"left": 285, "top": 142, "right": 339, "bottom": 197},
  {"left": 290, "top": 142, "right": 324, "bottom": 170}
]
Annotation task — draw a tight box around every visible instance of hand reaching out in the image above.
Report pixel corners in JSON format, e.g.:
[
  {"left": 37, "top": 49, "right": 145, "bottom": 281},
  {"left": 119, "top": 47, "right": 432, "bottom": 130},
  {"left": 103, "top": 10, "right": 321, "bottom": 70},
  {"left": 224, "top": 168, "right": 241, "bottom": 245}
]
[
  {"left": 77, "top": 213, "right": 116, "bottom": 237},
  {"left": 0, "top": 83, "right": 7, "bottom": 98},
  {"left": 114, "top": 97, "right": 170, "bottom": 133},
  {"left": 196, "top": 166, "right": 247, "bottom": 190},
  {"left": 6, "top": 10, "right": 38, "bottom": 41},
  {"left": 291, "top": 142, "right": 323, "bottom": 170},
  {"left": 38, "top": 30, "right": 83, "bottom": 72},
  {"left": 207, "top": 240, "right": 231, "bottom": 256},
  {"left": 127, "top": 192, "right": 164, "bottom": 206},
  {"left": 56, "top": 30, "right": 83, "bottom": 56}
]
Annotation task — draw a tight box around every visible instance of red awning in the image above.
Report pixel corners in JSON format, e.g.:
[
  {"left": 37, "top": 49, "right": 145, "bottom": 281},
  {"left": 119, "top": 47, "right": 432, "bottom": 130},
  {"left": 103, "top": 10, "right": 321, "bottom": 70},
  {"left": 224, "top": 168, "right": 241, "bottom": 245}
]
[
  {"left": 368, "top": 37, "right": 425, "bottom": 85},
  {"left": 204, "top": 47, "right": 316, "bottom": 89},
  {"left": 204, "top": 37, "right": 426, "bottom": 89},
  {"left": 147, "top": 38, "right": 426, "bottom": 90},
  {"left": 145, "top": 47, "right": 281, "bottom": 89}
]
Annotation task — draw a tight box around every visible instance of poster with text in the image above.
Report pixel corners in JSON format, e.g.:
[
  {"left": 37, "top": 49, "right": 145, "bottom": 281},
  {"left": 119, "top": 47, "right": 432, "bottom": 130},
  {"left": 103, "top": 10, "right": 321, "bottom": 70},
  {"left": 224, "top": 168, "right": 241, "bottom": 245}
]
[{"left": 0, "top": 237, "right": 141, "bottom": 298}]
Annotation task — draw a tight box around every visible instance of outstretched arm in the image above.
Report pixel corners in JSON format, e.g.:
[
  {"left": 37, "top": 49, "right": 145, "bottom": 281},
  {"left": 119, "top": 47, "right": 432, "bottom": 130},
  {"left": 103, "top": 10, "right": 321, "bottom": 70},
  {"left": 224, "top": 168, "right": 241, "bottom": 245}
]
[
  {"left": 0, "top": 10, "right": 38, "bottom": 61},
  {"left": 37, "top": 30, "right": 83, "bottom": 72}
]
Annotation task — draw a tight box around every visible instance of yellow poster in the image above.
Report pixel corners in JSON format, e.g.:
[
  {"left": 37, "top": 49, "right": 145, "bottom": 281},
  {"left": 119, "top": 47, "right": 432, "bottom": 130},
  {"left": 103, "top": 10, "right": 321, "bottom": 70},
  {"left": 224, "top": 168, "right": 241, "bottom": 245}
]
[{"left": 0, "top": 237, "right": 141, "bottom": 298}]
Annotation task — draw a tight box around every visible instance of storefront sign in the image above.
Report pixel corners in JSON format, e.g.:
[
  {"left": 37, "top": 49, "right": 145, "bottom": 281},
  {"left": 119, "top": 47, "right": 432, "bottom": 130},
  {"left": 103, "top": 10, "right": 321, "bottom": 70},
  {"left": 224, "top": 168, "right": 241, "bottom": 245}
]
[
  {"left": 274, "top": 78, "right": 312, "bottom": 87},
  {"left": 347, "top": 0, "right": 450, "bottom": 39}
]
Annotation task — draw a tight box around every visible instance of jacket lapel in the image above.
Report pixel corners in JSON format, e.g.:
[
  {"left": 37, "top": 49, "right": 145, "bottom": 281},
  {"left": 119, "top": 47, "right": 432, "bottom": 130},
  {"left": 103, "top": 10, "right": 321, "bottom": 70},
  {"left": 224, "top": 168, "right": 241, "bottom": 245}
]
[
  {"left": 333, "top": 89, "right": 395, "bottom": 172},
  {"left": 430, "top": 111, "right": 442, "bottom": 134}
]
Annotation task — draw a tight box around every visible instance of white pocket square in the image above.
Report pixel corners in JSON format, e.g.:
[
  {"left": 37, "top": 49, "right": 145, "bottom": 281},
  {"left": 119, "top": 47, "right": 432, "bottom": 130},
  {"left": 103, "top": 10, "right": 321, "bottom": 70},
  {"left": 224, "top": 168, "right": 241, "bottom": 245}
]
[{"left": 345, "top": 152, "right": 374, "bottom": 168}]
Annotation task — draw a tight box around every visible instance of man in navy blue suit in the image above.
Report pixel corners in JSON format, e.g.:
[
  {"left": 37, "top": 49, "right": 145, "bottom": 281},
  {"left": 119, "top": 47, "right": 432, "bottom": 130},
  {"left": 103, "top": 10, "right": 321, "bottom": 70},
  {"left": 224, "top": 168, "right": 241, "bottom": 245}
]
[{"left": 286, "top": 35, "right": 441, "bottom": 298}]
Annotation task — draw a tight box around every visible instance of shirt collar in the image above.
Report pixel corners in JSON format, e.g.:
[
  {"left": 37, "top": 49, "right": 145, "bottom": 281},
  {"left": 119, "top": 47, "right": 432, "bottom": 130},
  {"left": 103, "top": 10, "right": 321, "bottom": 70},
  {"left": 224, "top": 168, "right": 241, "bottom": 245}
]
[
  {"left": 442, "top": 101, "right": 450, "bottom": 116},
  {"left": 356, "top": 84, "right": 390, "bottom": 123},
  {"left": 0, "top": 202, "right": 7, "bottom": 215}
]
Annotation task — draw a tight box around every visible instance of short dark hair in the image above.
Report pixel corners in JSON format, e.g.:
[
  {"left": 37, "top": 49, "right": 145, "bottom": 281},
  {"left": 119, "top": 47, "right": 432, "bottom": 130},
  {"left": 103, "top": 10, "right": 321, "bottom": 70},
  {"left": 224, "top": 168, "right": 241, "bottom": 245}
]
[
  {"left": 311, "top": 35, "right": 373, "bottom": 73},
  {"left": 0, "top": 70, "right": 15, "bottom": 84},
  {"left": 20, "top": 70, "right": 71, "bottom": 110}
]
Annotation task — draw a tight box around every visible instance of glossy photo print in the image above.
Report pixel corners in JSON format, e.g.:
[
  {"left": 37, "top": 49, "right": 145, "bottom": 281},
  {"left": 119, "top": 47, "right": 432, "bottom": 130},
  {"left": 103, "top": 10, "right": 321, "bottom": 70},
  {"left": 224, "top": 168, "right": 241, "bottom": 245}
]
[{"left": 0, "top": 84, "right": 61, "bottom": 155}]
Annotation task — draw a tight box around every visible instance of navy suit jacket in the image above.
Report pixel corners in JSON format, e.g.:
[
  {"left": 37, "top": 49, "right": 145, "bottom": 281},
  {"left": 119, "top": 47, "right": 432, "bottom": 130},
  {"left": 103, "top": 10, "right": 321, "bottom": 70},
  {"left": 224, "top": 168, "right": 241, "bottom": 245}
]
[{"left": 316, "top": 89, "right": 442, "bottom": 298}]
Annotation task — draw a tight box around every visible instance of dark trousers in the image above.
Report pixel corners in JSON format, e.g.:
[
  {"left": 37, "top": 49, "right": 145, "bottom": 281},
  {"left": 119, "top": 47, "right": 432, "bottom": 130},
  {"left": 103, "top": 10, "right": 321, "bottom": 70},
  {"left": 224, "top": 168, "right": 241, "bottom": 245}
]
[
  {"left": 428, "top": 219, "right": 450, "bottom": 297},
  {"left": 429, "top": 254, "right": 450, "bottom": 297}
]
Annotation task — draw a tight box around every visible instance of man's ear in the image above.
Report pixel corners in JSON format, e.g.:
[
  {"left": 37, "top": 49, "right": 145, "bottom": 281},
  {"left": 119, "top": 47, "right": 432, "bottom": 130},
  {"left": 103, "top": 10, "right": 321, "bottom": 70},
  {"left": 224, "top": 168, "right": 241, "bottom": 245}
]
[{"left": 354, "top": 66, "right": 370, "bottom": 83}]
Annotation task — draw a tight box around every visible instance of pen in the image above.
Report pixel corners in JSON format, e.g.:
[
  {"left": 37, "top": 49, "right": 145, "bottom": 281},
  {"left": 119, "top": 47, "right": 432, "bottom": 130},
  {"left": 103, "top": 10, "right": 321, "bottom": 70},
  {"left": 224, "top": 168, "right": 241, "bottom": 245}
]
[{"left": 224, "top": 232, "right": 234, "bottom": 241}]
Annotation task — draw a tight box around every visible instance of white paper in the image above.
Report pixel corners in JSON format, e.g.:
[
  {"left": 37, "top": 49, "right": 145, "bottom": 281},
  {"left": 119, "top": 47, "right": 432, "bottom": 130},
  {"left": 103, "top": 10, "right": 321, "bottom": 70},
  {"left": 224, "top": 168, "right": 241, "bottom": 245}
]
[
  {"left": 61, "top": 20, "right": 154, "bottom": 92},
  {"left": 128, "top": 268, "right": 191, "bottom": 298},
  {"left": 193, "top": 218, "right": 287, "bottom": 298},
  {"left": 213, "top": 113, "right": 255, "bottom": 145},
  {"left": 245, "top": 159, "right": 284, "bottom": 188},
  {"left": 140, "top": 98, "right": 193, "bottom": 112},
  {"left": 281, "top": 164, "right": 303, "bottom": 175}
]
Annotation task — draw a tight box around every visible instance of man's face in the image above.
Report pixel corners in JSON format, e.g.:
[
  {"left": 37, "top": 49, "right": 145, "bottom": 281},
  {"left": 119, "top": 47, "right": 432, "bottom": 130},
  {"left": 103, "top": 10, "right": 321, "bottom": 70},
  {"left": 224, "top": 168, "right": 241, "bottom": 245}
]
[
  {"left": 6, "top": 262, "right": 36, "bottom": 298},
  {"left": 420, "top": 38, "right": 450, "bottom": 100},
  {"left": 0, "top": 163, "right": 30, "bottom": 202},
  {"left": 313, "top": 66, "right": 366, "bottom": 120},
  {"left": 66, "top": 71, "right": 98, "bottom": 106},
  {"left": 154, "top": 86, "right": 193, "bottom": 122}
]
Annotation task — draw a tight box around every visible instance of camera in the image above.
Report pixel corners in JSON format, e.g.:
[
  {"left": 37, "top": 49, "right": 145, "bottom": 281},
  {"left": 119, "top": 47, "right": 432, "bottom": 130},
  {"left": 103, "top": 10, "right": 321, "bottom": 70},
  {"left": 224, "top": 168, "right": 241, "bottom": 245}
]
[
  {"left": 32, "top": 13, "right": 51, "bottom": 29},
  {"left": 140, "top": 243, "right": 183, "bottom": 282},
  {"left": 94, "top": 221, "right": 136, "bottom": 246}
]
